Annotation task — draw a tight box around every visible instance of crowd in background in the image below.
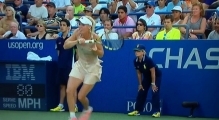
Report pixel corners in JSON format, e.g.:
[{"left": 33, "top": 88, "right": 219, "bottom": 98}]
[{"left": 0, "top": 0, "right": 218, "bottom": 40}]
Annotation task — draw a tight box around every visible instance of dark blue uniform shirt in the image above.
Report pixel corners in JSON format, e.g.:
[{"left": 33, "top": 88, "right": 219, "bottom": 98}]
[
  {"left": 134, "top": 55, "right": 161, "bottom": 80},
  {"left": 56, "top": 36, "right": 75, "bottom": 68}
]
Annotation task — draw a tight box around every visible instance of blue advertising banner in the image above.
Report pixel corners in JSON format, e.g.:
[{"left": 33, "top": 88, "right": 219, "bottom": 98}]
[
  {"left": 0, "top": 40, "right": 58, "bottom": 61},
  {"left": 0, "top": 40, "right": 219, "bottom": 118},
  {"left": 87, "top": 40, "right": 219, "bottom": 118}
]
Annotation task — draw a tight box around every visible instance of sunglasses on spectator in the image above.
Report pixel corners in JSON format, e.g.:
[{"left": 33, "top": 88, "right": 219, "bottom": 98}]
[
  {"left": 37, "top": 25, "right": 43, "bottom": 27},
  {"left": 145, "top": 5, "right": 152, "bottom": 9}
]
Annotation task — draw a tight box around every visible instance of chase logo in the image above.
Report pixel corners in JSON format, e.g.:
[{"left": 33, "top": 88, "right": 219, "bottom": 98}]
[{"left": 5, "top": 64, "right": 35, "bottom": 81}]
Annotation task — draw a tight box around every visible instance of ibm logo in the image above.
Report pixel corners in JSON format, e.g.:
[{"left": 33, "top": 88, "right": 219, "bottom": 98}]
[{"left": 6, "top": 64, "right": 35, "bottom": 81}]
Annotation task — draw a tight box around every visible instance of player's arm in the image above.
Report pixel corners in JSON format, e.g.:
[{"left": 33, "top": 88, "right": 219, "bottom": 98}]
[
  {"left": 92, "top": 33, "right": 104, "bottom": 58},
  {"left": 63, "top": 29, "right": 79, "bottom": 49}
]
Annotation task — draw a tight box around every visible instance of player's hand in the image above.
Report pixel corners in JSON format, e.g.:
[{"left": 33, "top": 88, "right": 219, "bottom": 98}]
[
  {"left": 78, "top": 38, "right": 85, "bottom": 44},
  {"left": 138, "top": 85, "right": 144, "bottom": 91},
  {"left": 152, "top": 85, "right": 158, "bottom": 92},
  {"left": 91, "top": 44, "right": 97, "bottom": 51}
]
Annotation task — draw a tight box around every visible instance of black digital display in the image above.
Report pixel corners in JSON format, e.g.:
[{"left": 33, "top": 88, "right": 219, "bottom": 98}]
[{"left": 0, "top": 83, "right": 45, "bottom": 98}]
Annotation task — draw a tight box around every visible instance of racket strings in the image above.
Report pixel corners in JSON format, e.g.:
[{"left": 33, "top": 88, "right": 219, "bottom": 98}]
[{"left": 102, "top": 39, "right": 123, "bottom": 50}]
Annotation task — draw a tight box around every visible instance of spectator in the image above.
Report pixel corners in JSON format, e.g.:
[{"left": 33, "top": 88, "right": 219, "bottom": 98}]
[
  {"left": 156, "top": 15, "right": 181, "bottom": 40},
  {"left": 50, "top": 0, "right": 71, "bottom": 12},
  {"left": 45, "top": 2, "right": 60, "bottom": 26},
  {"left": 96, "top": 8, "right": 110, "bottom": 27},
  {"left": 155, "top": 0, "right": 167, "bottom": 23},
  {"left": 87, "top": 0, "right": 102, "bottom": 20},
  {"left": 111, "top": 0, "right": 138, "bottom": 22},
  {"left": 155, "top": 0, "right": 167, "bottom": 12},
  {"left": 113, "top": 5, "right": 135, "bottom": 39},
  {"left": 203, "top": 0, "right": 216, "bottom": 9},
  {"left": 166, "top": 0, "right": 183, "bottom": 12},
  {"left": 54, "top": 6, "right": 78, "bottom": 38},
  {"left": 171, "top": 6, "right": 183, "bottom": 25},
  {"left": 72, "top": 0, "right": 85, "bottom": 19},
  {"left": 34, "top": 20, "right": 52, "bottom": 39},
  {"left": 139, "top": 1, "right": 161, "bottom": 38},
  {"left": 95, "top": 8, "right": 110, "bottom": 34},
  {"left": 132, "top": 19, "right": 152, "bottom": 40},
  {"left": 27, "top": 0, "right": 48, "bottom": 20},
  {"left": 99, "top": 0, "right": 111, "bottom": 8},
  {"left": 180, "top": 3, "right": 206, "bottom": 39},
  {"left": 26, "top": 0, "right": 48, "bottom": 34},
  {"left": 45, "top": 2, "right": 61, "bottom": 34},
  {"left": 13, "top": 0, "right": 29, "bottom": 23},
  {"left": 65, "top": 5, "right": 77, "bottom": 34},
  {"left": 207, "top": 17, "right": 219, "bottom": 40},
  {"left": 0, "top": 0, "right": 6, "bottom": 19},
  {"left": 181, "top": 0, "right": 200, "bottom": 17},
  {"left": 0, "top": 6, "right": 17, "bottom": 35},
  {"left": 83, "top": 6, "right": 93, "bottom": 17},
  {"left": 182, "top": 0, "right": 199, "bottom": 11},
  {"left": 1, "top": 21, "right": 26, "bottom": 39},
  {"left": 26, "top": 2, "right": 61, "bottom": 38},
  {"left": 97, "top": 18, "right": 118, "bottom": 39}
]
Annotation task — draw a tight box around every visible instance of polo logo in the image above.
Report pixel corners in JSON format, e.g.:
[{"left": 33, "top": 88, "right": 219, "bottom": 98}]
[{"left": 144, "top": 64, "right": 146, "bottom": 69}]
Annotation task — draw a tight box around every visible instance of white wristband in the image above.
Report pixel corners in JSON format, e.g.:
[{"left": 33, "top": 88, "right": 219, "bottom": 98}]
[{"left": 151, "top": 83, "right": 155, "bottom": 86}]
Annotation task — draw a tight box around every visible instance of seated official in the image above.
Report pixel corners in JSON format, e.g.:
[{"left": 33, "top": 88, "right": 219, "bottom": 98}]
[
  {"left": 156, "top": 15, "right": 181, "bottom": 40},
  {"left": 97, "top": 19, "right": 118, "bottom": 40},
  {"left": 1, "top": 21, "right": 26, "bottom": 39}
]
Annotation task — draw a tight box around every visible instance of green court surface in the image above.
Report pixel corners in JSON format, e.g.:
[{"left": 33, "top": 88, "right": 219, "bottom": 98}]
[{"left": 0, "top": 110, "right": 217, "bottom": 120}]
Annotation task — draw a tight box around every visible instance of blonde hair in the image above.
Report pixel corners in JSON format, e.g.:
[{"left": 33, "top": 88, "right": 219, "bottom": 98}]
[
  {"left": 37, "top": 19, "right": 47, "bottom": 28},
  {"left": 84, "top": 16, "right": 96, "bottom": 32},
  {"left": 5, "top": 6, "right": 16, "bottom": 21},
  {"left": 192, "top": 3, "right": 205, "bottom": 17}
]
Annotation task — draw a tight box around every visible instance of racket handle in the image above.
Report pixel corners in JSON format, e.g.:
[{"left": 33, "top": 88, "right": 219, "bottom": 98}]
[{"left": 85, "top": 40, "right": 95, "bottom": 43}]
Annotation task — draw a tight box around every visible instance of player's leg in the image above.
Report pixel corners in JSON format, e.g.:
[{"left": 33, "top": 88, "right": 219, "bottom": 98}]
[
  {"left": 78, "top": 73, "right": 100, "bottom": 120},
  {"left": 152, "top": 76, "right": 162, "bottom": 118},
  {"left": 128, "top": 80, "right": 151, "bottom": 116},
  {"left": 67, "top": 62, "right": 85, "bottom": 120},
  {"left": 67, "top": 77, "right": 83, "bottom": 120}
]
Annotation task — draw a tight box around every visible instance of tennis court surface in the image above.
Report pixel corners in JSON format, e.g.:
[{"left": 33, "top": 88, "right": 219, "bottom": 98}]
[{"left": 0, "top": 110, "right": 217, "bottom": 120}]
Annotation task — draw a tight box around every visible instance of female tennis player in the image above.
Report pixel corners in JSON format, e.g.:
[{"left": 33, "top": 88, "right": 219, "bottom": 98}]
[
  {"left": 63, "top": 16, "right": 104, "bottom": 120},
  {"left": 128, "top": 44, "right": 162, "bottom": 118}
]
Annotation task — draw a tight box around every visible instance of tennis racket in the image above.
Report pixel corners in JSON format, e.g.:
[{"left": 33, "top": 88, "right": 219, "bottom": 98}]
[{"left": 85, "top": 39, "right": 124, "bottom": 51}]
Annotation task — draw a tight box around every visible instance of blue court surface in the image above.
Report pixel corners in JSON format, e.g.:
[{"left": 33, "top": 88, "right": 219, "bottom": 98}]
[{"left": 0, "top": 110, "right": 217, "bottom": 120}]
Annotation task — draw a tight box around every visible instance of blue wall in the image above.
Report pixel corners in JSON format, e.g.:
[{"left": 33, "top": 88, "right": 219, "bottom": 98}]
[
  {"left": 0, "top": 40, "right": 219, "bottom": 118},
  {"left": 88, "top": 40, "right": 219, "bottom": 118}
]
